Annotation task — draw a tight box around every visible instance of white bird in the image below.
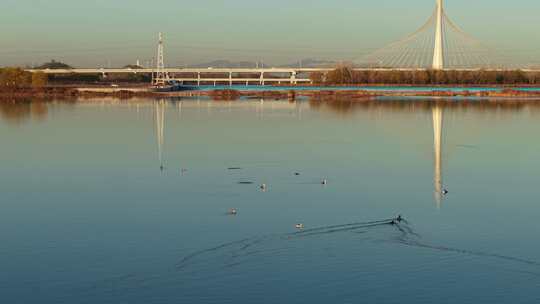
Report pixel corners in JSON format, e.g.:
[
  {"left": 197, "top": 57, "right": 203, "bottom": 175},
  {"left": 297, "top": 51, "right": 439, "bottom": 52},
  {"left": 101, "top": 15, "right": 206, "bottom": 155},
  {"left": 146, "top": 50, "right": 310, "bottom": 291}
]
[
  {"left": 260, "top": 184, "right": 267, "bottom": 191},
  {"left": 295, "top": 224, "right": 304, "bottom": 229},
  {"left": 321, "top": 179, "right": 328, "bottom": 185}
]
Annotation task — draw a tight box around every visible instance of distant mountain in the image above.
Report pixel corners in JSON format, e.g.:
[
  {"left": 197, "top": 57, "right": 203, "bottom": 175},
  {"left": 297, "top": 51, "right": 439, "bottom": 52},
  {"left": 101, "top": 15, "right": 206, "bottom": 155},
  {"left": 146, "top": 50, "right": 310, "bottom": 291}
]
[
  {"left": 281, "top": 59, "right": 337, "bottom": 68},
  {"left": 189, "top": 60, "right": 265, "bottom": 68},
  {"left": 188, "top": 59, "right": 337, "bottom": 69}
]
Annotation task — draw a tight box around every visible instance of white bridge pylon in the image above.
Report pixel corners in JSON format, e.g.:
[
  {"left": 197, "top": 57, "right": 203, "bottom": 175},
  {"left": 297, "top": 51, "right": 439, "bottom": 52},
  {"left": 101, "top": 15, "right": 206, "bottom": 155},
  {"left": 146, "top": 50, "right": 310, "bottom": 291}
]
[
  {"left": 432, "top": 0, "right": 444, "bottom": 70},
  {"left": 358, "top": 0, "right": 511, "bottom": 70}
]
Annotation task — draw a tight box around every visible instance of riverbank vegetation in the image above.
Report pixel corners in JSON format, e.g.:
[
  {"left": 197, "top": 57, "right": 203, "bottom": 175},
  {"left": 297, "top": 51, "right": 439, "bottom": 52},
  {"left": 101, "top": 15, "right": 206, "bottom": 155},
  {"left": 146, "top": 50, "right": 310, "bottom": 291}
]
[
  {"left": 47, "top": 72, "right": 150, "bottom": 85},
  {"left": 0, "top": 68, "right": 81, "bottom": 99},
  {"left": 311, "top": 65, "right": 540, "bottom": 85},
  {"left": 0, "top": 68, "right": 48, "bottom": 91}
]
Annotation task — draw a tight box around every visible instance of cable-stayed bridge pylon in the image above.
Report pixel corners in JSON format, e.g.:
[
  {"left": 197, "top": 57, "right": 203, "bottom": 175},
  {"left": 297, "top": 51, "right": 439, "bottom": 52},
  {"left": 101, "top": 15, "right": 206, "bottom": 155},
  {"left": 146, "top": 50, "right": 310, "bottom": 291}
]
[{"left": 357, "top": 0, "right": 514, "bottom": 70}]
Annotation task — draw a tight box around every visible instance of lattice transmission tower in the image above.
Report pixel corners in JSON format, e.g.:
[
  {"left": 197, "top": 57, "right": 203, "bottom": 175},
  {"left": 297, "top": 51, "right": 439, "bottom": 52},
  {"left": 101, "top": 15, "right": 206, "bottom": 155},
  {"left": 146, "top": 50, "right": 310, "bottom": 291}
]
[
  {"left": 357, "top": 0, "right": 513, "bottom": 70},
  {"left": 153, "top": 32, "right": 170, "bottom": 85}
]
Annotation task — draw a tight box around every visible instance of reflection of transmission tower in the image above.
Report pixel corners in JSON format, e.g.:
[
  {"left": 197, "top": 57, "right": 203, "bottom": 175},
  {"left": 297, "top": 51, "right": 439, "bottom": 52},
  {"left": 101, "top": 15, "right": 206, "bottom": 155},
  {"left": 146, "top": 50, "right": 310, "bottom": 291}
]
[
  {"left": 155, "top": 100, "right": 166, "bottom": 171},
  {"left": 432, "top": 104, "right": 443, "bottom": 207},
  {"left": 153, "top": 33, "right": 169, "bottom": 86},
  {"left": 358, "top": 0, "right": 511, "bottom": 69}
]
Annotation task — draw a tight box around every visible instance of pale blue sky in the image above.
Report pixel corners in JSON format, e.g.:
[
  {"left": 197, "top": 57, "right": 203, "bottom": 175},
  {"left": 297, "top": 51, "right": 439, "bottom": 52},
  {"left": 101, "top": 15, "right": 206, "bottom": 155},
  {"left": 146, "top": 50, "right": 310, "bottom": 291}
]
[{"left": 1, "top": 0, "right": 538, "bottom": 67}]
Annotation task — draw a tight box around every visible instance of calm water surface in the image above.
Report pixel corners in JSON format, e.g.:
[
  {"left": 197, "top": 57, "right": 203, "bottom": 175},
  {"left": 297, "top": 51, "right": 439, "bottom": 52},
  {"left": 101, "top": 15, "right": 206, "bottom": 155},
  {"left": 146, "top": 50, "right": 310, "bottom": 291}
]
[
  {"left": 193, "top": 84, "right": 540, "bottom": 92},
  {"left": 1, "top": 97, "right": 540, "bottom": 303}
]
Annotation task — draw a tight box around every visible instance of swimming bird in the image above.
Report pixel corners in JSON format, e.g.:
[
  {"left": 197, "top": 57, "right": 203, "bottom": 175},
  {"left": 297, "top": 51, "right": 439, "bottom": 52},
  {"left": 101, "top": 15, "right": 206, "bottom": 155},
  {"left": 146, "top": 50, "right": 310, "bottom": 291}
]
[
  {"left": 238, "top": 181, "right": 254, "bottom": 185},
  {"left": 228, "top": 208, "right": 238, "bottom": 215},
  {"left": 295, "top": 224, "right": 304, "bottom": 229},
  {"left": 260, "top": 184, "right": 267, "bottom": 191},
  {"left": 294, "top": 172, "right": 300, "bottom": 176},
  {"left": 321, "top": 179, "right": 328, "bottom": 185},
  {"left": 442, "top": 189, "right": 449, "bottom": 195},
  {"left": 396, "top": 215, "right": 403, "bottom": 222}
]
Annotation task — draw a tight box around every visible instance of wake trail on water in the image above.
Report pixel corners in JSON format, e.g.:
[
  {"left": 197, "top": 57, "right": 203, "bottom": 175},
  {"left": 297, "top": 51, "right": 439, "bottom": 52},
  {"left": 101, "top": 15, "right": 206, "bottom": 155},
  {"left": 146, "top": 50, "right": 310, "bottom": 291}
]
[
  {"left": 83, "top": 218, "right": 540, "bottom": 296},
  {"left": 392, "top": 223, "right": 540, "bottom": 267},
  {"left": 177, "top": 218, "right": 540, "bottom": 273},
  {"left": 176, "top": 237, "right": 253, "bottom": 270},
  {"left": 176, "top": 218, "right": 397, "bottom": 271}
]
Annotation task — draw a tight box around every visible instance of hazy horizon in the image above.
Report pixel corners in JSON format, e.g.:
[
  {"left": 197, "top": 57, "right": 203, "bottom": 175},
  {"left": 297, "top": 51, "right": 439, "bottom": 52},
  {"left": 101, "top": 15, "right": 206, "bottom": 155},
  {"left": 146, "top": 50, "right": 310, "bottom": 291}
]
[{"left": 1, "top": 0, "right": 539, "bottom": 67}]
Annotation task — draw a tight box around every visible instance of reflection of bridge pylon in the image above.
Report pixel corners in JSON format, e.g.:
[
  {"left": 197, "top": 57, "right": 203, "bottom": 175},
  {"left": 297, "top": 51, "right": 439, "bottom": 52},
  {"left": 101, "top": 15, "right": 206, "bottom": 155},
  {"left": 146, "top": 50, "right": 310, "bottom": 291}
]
[
  {"left": 155, "top": 100, "right": 166, "bottom": 171},
  {"left": 432, "top": 104, "right": 444, "bottom": 207}
]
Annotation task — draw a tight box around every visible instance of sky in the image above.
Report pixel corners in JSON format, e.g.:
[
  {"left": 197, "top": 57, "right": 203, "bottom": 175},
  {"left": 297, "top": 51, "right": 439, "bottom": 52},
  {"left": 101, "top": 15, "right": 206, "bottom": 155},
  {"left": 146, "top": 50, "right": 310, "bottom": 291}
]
[{"left": 1, "top": 0, "right": 539, "bottom": 67}]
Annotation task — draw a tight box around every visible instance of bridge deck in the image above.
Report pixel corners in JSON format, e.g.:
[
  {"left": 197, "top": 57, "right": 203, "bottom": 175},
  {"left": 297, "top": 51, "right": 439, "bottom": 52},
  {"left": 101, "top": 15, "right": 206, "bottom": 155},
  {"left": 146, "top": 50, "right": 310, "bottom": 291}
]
[{"left": 27, "top": 67, "right": 540, "bottom": 75}]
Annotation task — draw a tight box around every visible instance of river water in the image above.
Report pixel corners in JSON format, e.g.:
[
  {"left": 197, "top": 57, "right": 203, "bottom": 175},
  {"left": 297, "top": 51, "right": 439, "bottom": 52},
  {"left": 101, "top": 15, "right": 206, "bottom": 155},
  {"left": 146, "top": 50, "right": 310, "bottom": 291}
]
[
  {"left": 1, "top": 97, "right": 540, "bottom": 303},
  {"left": 193, "top": 84, "right": 540, "bottom": 92}
]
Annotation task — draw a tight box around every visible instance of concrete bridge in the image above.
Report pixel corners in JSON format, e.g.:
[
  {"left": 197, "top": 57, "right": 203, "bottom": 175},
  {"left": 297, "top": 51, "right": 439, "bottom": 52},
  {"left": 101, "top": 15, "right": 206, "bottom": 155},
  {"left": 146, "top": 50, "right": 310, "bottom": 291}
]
[
  {"left": 26, "top": 67, "right": 335, "bottom": 85},
  {"left": 25, "top": 67, "right": 441, "bottom": 86},
  {"left": 26, "top": 67, "right": 540, "bottom": 86}
]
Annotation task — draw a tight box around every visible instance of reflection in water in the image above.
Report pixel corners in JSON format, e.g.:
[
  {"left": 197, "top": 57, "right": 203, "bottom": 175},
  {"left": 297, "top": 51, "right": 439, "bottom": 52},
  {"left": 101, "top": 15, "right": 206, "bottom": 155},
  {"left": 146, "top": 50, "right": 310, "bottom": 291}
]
[
  {"left": 3, "top": 97, "right": 540, "bottom": 126},
  {"left": 30, "top": 102, "right": 48, "bottom": 121},
  {"left": 5, "top": 97, "right": 537, "bottom": 206},
  {"left": 432, "top": 104, "right": 444, "bottom": 207},
  {"left": 307, "top": 97, "right": 540, "bottom": 115},
  {"left": 0, "top": 100, "right": 49, "bottom": 124},
  {"left": 308, "top": 98, "right": 362, "bottom": 115},
  {"left": 3, "top": 97, "right": 539, "bottom": 205},
  {"left": 155, "top": 100, "right": 166, "bottom": 171},
  {"left": 176, "top": 100, "right": 182, "bottom": 119}
]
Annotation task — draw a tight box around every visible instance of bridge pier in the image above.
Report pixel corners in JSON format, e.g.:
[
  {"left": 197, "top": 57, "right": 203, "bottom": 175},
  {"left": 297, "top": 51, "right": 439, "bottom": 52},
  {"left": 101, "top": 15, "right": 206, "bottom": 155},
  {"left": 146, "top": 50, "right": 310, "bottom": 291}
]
[
  {"left": 260, "top": 72, "right": 265, "bottom": 86},
  {"left": 229, "top": 72, "right": 233, "bottom": 86},
  {"left": 197, "top": 72, "right": 201, "bottom": 86},
  {"left": 290, "top": 71, "right": 297, "bottom": 85}
]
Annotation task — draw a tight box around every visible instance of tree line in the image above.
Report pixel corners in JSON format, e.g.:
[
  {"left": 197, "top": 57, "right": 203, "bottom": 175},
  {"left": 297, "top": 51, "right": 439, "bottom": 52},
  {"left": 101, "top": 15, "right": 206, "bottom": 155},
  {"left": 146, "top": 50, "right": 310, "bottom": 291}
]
[
  {"left": 310, "top": 65, "right": 540, "bottom": 85},
  {"left": 0, "top": 68, "right": 48, "bottom": 91}
]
